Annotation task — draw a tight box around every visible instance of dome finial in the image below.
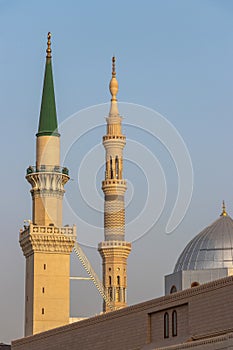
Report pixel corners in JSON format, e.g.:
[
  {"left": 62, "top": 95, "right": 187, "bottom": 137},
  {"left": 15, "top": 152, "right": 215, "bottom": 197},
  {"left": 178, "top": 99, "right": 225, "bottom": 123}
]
[
  {"left": 46, "top": 32, "right": 52, "bottom": 58},
  {"left": 112, "top": 55, "right": 116, "bottom": 76},
  {"left": 220, "top": 200, "right": 228, "bottom": 217},
  {"left": 109, "top": 56, "right": 119, "bottom": 102}
]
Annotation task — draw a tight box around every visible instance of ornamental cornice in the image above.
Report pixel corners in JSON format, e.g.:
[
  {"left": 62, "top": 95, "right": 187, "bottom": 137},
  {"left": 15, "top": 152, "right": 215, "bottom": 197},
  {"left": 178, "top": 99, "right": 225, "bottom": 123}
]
[
  {"left": 26, "top": 172, "right": 69, "bottom": 193},
  {"left": 102, "top": 180, "right": 127, "bottom": 195},
  {"left": 19, "top": 224, "right": 76, "bottom": 257},
  {"left": 31, "top": 189, "right": 65, "bottom": 199},
  {"left": 98, "top": 241, "right": 131, "bottom": 259},
  {"left": 103, "top": 138, "right": 126, "bottom": 149}
]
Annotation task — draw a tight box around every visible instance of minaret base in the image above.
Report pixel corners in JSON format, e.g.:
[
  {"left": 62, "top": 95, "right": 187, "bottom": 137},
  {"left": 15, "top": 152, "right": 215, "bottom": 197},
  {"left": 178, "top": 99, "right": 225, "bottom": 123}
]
[
  {"left": 98, "top": 241, "right": 131, "bottom": 312},
  {"left": 20, "top": 223, "right": 76, "bottom": 336}
]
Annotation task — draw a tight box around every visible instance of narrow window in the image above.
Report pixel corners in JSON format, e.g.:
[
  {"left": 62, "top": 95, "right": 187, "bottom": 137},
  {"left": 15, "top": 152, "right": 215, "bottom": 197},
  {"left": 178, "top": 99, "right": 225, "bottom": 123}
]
[
  {"left": 110, "top": 156, "right": 113, "bottom": 179},
  {"left": 116, "top": 287, "right": 120, "bottom": 302},
  {"left": 42, "top": 308, "right": 45, "bottom": 315},
  {"left": 172, "top": 311, "right": 177, "bottom": 337},
  {"left": 109, "top": 287, "right": 113, "bottom": 300},
  {"left": 43, "top": 264, "right": 46, "bottom": 270},
  {"left": 42, "top": 287, "right": 45, "bottom": 293},
  {"left": 115, "top": 156, "right": 119, "bottom": 179},
  {"left": 117, "top": 275, "right": 120, "bottom": 285},
  {"left": 123, "top": 288, "right": 126, "bottom": 302},
  {"left": 106, "top": 161, "right": 108, "bottom": 179},
  {"left": 109, "top": 276, "right": 112, "bottom": 286},
  {"left": 164, "top": 312, "right": 169, "bottom": 338}
]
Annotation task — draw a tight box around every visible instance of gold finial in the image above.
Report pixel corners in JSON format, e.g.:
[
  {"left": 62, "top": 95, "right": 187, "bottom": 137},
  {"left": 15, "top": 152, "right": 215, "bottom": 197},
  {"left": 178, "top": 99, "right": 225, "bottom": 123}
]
[
  {"left": 112, "top": 56, "right": 116, "bottom": 76},
  {"left": 109, "top": 56, "right": 118, "bottom": 101},
  {"left": 46, "top": 32, "right": 52, "bottom": 58},
  {"left": 220, "top": 200, "right": 228, "bottom": 216}
]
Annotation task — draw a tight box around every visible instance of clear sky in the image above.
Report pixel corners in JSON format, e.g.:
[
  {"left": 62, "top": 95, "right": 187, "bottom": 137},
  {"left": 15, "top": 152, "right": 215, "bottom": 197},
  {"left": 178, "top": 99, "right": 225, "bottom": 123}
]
[{"left": 1, "top": 0, "right": 233, "bottom": 344}]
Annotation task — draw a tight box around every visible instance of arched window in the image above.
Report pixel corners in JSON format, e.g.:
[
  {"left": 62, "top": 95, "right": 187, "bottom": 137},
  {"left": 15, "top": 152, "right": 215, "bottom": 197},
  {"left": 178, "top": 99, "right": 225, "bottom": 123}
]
[
  {"left": 109, "top": 276, "right": 112, "bottom": 286},
  {"left": 115, "top": 156, "right": 119, "bottom": 179},
  {"left": 191, "top": 281, "right": 200, "bottom": 288},
  {"left": 106, "top": 161, "right": 108, "bottom": 179},
  {"left": 172, "top": 310, "right": 177, "bottom": 337},
  {"left": 110, "top": 156, "right": 113, "bottom": 179},
  {"left": 164, "top": 312, "right": 169, "bottom": 338},
  {"left": 170, "top": 285, "right": 177, "bottom": 294},
  {"left": 108, "top": 287, "right": 113, "bottom": 300},
  {"left": 117, "top": 275, "right": 120, "bottom": 285}
]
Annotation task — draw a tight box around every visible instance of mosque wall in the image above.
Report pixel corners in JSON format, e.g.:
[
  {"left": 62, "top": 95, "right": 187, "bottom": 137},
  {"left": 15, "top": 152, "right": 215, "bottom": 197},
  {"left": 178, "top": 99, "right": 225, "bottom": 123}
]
[
  {"left": 12, "top": 276, "right": 233, "bottom": 350},
  {"left": 165, "top": 268, "right": 230, "bottom": 295},
  {"left": 150, "top": 303, "right": 189, "bottom": 348}
]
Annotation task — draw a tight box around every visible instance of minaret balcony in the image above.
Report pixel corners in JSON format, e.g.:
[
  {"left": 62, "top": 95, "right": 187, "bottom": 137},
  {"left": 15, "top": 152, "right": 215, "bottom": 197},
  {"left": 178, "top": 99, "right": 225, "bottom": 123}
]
[
  {"left": 98, "top": 240, "right": 132, "bottom": 259},
  {"left": 103, "top": 136, "right": 126, "bottom": 150},
  {"left": 103, "top": 179, "right": 126, "bottom": 186},
  {"left": 19, "top": 222, "right": 77, "bottom": 257},
  {"left": 26, "top": 165, "right": 69, "bottom": 176},
  {"left": 102, "top": 179, "right": 127, "bottom": 195},
  {"left": 103, "top": 135, "right": 125, "bottom": 141},
  {"left": 98, "top": 240, "right": 131, "bottom": 249},
  {"left": 20, "top": 222, "right": 76, "bottom": 239}
]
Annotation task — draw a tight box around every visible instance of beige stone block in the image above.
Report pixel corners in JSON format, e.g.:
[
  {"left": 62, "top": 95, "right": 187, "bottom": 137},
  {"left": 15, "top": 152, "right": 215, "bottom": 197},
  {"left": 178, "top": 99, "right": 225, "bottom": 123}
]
[{"left": 36, "top": 136, "right": 60, "bottom": 166}]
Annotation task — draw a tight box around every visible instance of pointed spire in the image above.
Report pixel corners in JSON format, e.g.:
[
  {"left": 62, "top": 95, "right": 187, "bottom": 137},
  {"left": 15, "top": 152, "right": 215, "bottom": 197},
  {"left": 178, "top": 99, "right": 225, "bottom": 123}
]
[
  {"left": 109, "top": 56, "right": 119, "bottom": 116},
  {"left": 37, "top": 32, "right": 59, "bottom": 137},
  {"left": 46, "top": 32, "right": 52, "bottom": 58},
  {"left": 220, "top": 200, "right": 228, "bottom": 217}
]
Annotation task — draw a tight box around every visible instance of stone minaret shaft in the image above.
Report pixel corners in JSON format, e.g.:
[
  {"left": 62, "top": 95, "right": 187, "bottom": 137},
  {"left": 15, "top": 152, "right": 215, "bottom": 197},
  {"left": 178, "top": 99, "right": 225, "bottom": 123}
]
[
  {"left": 19, "top": 33, "right": 76, "bottom": 336},
  {"left": 98, "top": 57, "right": 131, "bottom": 312}
]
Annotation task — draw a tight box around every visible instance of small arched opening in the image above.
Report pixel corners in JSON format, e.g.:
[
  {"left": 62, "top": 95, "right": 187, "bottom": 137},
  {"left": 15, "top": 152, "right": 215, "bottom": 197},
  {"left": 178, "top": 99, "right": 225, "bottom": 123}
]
[
  {"left": 170, "top": 285, "right": 177, "bottom": 294},
  {"left": 191, "top": 281, "right": 200, "bottom": 288}
]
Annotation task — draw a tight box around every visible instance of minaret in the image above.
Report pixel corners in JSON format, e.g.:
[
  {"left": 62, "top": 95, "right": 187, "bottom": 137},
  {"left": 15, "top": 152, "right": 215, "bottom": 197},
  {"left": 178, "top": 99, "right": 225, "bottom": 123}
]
[
  {"left": 98, "top": 57, "right": 131, "bottom": 312},
  {"left": 19, "top": 33, "right": 76, "bottom": 336}
]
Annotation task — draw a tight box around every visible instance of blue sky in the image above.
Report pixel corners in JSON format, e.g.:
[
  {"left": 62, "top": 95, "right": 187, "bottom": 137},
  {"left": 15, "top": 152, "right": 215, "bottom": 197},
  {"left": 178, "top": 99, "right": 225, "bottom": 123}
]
[{"left": 1, "top": 0, "right": 233, "bottom": 343}]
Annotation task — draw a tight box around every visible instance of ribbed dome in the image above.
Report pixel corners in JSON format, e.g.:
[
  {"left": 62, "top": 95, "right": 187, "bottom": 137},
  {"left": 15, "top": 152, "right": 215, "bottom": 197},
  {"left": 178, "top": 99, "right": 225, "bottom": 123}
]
[{"left": 174, "top": 214, "right": 233, "bottom": 272}]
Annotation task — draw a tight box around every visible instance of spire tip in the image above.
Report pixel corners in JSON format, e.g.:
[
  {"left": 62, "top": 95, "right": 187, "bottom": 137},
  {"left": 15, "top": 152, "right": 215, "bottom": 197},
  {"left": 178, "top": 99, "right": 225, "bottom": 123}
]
[
  {"left": 46, "top": 32, "right": 52, "bottom": 58},
  {"left": 112, "top": 56, "right": 116, "bottom": 76},
  {"left": 109, "top": 56, "right": 118, "bottom": 101},
  {"left": 220, "top": 200, "right": 228, "bottom": 216}
]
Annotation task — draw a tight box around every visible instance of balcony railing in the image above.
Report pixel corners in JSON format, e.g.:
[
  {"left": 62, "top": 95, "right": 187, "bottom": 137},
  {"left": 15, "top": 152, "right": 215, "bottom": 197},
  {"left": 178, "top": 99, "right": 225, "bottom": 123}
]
[
  {"left": 26, "top": 165, "right": 69, "bottom": 176},
  {"left": 98, "top": 241, "right": 131, "bottom": 249},
  {"left": 20, "top": 223, "right": 76, "bottom": 238}
]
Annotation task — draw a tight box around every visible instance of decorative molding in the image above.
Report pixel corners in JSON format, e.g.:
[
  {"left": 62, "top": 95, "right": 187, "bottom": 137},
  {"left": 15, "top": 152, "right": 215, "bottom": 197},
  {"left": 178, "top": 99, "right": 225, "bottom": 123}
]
[
  {"left": 26, "top": 172, "right": 69, "bottom": 195},
  {"left": 98, "top": 241, "right": 131, "bottom": 259},
  {"left": 31, "top": 189, "right": 64, "bottom": 199},
  {"left": 103, "top": 137, "right": 126, "bottom": 149},
  {"left": 19, "top": 224, "right": 76, "bottom": 257},
  {"left": 102, "top": 181, "right": 127, "bottom": 195}
]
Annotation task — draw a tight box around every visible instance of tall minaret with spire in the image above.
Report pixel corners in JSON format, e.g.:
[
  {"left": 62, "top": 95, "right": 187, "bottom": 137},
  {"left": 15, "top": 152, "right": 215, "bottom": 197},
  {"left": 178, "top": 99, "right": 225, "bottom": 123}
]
[
  {"left": 19, "top": 33, "right": 76, "bottom": 336},
  {"left": 98, "top": 57, "right": 131, "bottom": 312}
]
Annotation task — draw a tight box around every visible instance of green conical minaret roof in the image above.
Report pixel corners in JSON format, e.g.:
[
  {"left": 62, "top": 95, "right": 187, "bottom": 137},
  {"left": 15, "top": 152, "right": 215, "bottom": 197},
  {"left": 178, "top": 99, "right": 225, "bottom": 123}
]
[{"left": 37, "top": 32, "right": 60, "bottom": 137}]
